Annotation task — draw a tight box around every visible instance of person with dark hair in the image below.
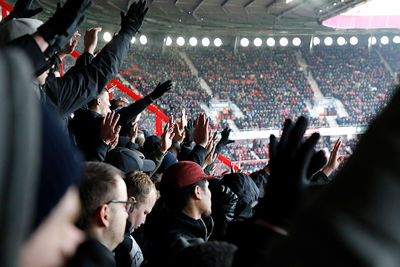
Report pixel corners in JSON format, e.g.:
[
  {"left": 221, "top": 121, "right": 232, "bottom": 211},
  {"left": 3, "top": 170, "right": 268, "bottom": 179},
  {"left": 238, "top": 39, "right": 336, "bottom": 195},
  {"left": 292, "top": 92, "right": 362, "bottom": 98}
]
[
  {"left": 67, "top": 162, "right": 135, "bottom": 267},
  {"left": 141, "top": 161, "right": 214, "bottom": 266},
  {"left": 114, "top": 171, "right": 159, "bottom": 267}
]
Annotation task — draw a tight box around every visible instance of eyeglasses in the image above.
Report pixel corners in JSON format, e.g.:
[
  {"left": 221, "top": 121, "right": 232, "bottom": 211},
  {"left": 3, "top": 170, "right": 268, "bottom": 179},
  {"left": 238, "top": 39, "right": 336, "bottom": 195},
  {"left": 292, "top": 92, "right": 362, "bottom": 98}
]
[{"left": 105, "top": 199, "right": 136, "bottom": 213}]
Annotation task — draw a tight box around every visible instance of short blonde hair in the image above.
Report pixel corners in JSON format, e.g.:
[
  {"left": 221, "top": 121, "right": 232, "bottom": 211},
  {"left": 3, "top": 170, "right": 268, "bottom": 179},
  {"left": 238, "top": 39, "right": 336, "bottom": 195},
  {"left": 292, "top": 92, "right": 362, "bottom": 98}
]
[{"left": 125, "top": 170, "right": 159, "bottom": 204}]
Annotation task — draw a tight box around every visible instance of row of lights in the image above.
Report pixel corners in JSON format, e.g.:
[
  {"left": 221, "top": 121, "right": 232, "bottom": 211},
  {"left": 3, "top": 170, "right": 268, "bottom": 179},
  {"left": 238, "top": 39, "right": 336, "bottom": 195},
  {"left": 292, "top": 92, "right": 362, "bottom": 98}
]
[
  {"left": 239, "top": 37, "right": 301, "bottom": 47},
  {"left": 313, "top": 35, "right": 400, "bottom": 46},
  {"left": 102, "top": 32, "right": 400, "bottom": 47},
  {"left": 103, "top": 32, "right": 149, "bottom": 44},
  {"left": 164, "top": 37, "right": 223, "bottom": 47}
]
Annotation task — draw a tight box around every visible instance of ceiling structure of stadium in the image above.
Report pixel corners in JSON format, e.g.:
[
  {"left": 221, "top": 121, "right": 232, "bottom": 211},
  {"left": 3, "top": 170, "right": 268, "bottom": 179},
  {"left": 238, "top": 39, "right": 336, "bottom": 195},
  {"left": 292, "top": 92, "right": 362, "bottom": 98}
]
[{"left": 15, "top": 0, "right": 388, "bottom": 36}]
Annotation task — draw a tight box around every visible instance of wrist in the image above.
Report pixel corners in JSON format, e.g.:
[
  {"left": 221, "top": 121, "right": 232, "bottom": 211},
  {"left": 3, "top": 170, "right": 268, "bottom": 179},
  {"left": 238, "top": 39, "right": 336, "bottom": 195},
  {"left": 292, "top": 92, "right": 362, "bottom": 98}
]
[
  {"left": 321, "top": 166, "right": 333, "bottom": 177},
  {"left": 101, "top": 138, "right": 111, "bottom": 145},
  {"left": 32, "top": 32, "right": 49, "bottom": 53}
]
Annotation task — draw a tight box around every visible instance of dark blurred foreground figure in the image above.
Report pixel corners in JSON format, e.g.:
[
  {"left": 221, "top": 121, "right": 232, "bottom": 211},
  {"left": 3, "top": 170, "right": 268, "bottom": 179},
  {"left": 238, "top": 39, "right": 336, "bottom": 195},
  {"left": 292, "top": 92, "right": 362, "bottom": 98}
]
[
  {"left": 0, "top": 47, "right": 85, "bottom": 267},
  {"left": 261, "top": 85, "right": 400, "bottom": 266}
]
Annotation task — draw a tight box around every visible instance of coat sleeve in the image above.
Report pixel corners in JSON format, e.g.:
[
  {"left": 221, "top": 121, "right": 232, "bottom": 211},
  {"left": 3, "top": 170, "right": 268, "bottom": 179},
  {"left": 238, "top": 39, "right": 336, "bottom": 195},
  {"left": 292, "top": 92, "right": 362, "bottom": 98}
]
[
  {"left": 44, "top": 31, "right": 132, "bottom": 119},
  {"left": 117, "top": 95, "right": 153, "bottom": 128},
  {"left": 185, "top": 145, "right": 208, "bottom": 167}
]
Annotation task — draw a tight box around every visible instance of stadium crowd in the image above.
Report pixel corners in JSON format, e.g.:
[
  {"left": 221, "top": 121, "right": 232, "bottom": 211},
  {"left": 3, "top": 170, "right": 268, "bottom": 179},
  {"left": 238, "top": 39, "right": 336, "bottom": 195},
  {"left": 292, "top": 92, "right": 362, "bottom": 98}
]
[
  {"left": 303, "top": 46, "right": 395, "bottom": 126},
  {"left": 188, "top": 47, "right": 327, "bottom": 129},
  {"left": 2, "top": 0, "right": 400, "bottom": 267}
]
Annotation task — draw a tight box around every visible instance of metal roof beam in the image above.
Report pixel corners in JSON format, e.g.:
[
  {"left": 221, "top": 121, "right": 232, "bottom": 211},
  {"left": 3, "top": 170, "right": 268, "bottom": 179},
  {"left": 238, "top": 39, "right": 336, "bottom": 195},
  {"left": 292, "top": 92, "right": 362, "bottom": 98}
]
[
  {"left": 221, "top": 0, "right": 230, "bottom": 7},
  {"left": 244, "top": 0, "right": 256, "bottom": 9},
  {"left": 192, "top": 0, "right": 204, "bottom": 15},
  {"left": 276, "top": 1, "right": 305, "bottom": 19}
]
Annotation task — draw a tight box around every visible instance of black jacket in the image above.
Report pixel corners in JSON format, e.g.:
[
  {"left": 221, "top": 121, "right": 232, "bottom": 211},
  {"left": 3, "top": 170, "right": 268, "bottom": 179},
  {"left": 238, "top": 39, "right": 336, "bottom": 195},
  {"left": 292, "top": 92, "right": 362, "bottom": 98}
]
[
  {"left": 140, "top": 204, "right": 214, "bottom": 266},
  {"left": 69, "top": 95, "right": 153, "bottom": 161},
  {"left": 221, "top": 173, "right": 260, "bottom": 221},
  {"left": 12, "top": 28, "right": 133, "bottom": 122},
  {"left": 66, "top": 237, "right": 116, "bottom": 267}
]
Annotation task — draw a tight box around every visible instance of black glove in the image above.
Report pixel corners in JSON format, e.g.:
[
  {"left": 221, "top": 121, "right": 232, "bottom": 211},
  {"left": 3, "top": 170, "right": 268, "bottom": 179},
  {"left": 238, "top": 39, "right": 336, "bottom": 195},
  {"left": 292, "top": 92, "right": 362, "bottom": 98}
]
[
  {"left": 4, "top": 0, "right": 43, "bottom": 21},
  {"left": 183, "top": 119, "right": 195, "bottom": 147},
  {"left": 209, "top": 179, "right": 238, "bottom": 222},
  {"left": 256, "top": 116, "right": 321, "bottom": 228},
  {"left": 119, "top": 0, "right": 148, "bottom": 36},
  {"left": 150, "top": 80, "right": 172, "bottom": 100},
  {"left": 37, "top": 0, "right": 92, "bottom": 58},
  {"left": 215, "top": 127, "right": 234, "bottom": 154}
]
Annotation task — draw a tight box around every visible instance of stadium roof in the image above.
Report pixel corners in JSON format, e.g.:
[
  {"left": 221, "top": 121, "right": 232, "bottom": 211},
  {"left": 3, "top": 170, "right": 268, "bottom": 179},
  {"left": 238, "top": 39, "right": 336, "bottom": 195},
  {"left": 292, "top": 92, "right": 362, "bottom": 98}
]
[{"left": 8, "top": 0, "right": 398, "bottom": 35}]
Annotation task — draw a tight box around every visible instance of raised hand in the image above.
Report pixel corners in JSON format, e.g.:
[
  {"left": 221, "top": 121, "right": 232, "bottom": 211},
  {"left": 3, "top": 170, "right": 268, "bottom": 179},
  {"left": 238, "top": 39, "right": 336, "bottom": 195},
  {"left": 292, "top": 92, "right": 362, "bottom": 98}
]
[
  {"left": 120, "top": 0, "right": 148, "bottom": 36},
  {"left": 37, "top": 0, "right": 92, "bottom": 57},
  {"left": 84, "top": 27, "right": 102, "bottom": 55},
  {"left": 100, "top": 111, "right": 121, "bottom": 145},
  {"left": 322, "top": 137, "right": 343, "bottom": 177},
  {"left": 183, "top": 119, "right": 195, "bottom": 147},
  {"left": 181, "top": 108, "right": 188, "bottom": 129},
  {"left": 204, "top": 136, "right": 218, "bottom": 168},
  {"left": 219, "top": 128, "right": 235, "bottom": 146},
  {"left": 129, "top": 123, "right": 139, "bottom": 143},
  {"left": 56, "top": 32, "right": 80, "bottom": 60},
  {"left": 193, "top": 113, "right": 209, "bottom": 148},
  {"left": 160, "top": 121, "right": 175, "bottom": 153},
  {"left": 150, "top": 80, "right": 173, "bottom": 100},
  {"left": 4, "top": 0, "right": 43, "bottom": 21},
  {"left": 258, "top": 116, "right": 323, "bottom": 228}
]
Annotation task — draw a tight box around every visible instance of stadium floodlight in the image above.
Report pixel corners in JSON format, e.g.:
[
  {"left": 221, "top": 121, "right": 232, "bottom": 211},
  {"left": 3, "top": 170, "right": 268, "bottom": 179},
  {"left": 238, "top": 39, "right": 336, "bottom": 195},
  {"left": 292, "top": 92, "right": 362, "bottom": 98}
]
[
  {"left": 292, "top": 37, "right": 301, "bottom": 46},
  {"left": 214, "top": 38, "right": 222, "bottom": 47},
  {"left": 189, "top": 37, "right": 198, "bottom": 46},
  {"left": 177, "top": 36, "right": 185, "bottom": 46},
  {"left": 202, "top": 37, "right": 210, "bottom": 47},
  {"left": 254, "top": 38, "right": 262, "bottom": 47},
  {"left": 368, "top": 36, "right": 377, "bottom": 46},
  {"left": 337, "top": 36, "right": 346, "bottom": 46},
  {"left": 103, "top": 32, "right": 112, "bottom": 42},
  {"left": 139, "top": 35, "right": 147, "bottom": 45},
  {"left": 324, "top": 36, "right": 333, "bottom": 46},
  {"left": 349, "top": 36, "right": 358, "bottom": 45},
  {"left": 266, "top": 37, "right": 275, "bottom": 47},
  {"left": 240, "top": 38, "right": 249, "bottom": 47},
  {"left": 279, "top": 37, "right": 288, "bottom": 46},
  {"left": 313, "top": 37, "right": 320, "bottom": 45},
  {"left": 165, "top": 36, "right": 172, "bottom": 46},
  {"left": 131, "top": 37, "right": 136, "bottom": 44},
  {"left": 381, "top": 36, "right": 389, "bottom": 45},
  {"left": 393, "top": 36, "right": 400, "bottom": 44}
]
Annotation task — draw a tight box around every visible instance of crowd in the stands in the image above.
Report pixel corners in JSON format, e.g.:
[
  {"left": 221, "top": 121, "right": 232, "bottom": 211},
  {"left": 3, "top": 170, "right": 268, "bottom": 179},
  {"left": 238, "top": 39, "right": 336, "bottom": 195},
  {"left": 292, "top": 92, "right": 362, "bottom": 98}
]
[{"left": 3, "top": 0, "right": 400, "bottom": 266}]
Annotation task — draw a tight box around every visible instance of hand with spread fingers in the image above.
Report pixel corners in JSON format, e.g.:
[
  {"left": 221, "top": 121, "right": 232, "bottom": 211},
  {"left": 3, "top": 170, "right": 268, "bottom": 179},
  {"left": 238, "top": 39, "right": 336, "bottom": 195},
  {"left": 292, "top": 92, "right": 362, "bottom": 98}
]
[
  {"left": 193, "top": 113, "right": 209, "bottom": 148},
  {"left": 100, "top": 111, "right": 121, "bottom": 145},
  {"left": 84, "top": 27, "right": 102, "bottom": 55},
  {"left": 258, "top": 116, "right": 326, "bottom": 229},
  {"left": 150, "top": 80, "right": 173, "bottom": 100},
  {"left": 183, "top": 119, "right": 195, "bottom": 147},
  {"left": 160, "top": 121, "right": 175, "bottom": 153},
  {"left": 322, "top": 137, "right": 344, "bottom": 177},
  {"left": 204, "top": 136, "right": 218, "bottom": 168}
]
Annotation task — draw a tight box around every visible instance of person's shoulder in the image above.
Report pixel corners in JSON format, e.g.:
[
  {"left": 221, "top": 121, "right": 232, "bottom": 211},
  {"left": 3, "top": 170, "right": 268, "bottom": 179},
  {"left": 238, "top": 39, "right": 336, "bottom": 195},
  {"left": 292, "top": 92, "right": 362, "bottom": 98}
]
[{"left": 67, "top": 238, "right": 116, "bottom": 267}]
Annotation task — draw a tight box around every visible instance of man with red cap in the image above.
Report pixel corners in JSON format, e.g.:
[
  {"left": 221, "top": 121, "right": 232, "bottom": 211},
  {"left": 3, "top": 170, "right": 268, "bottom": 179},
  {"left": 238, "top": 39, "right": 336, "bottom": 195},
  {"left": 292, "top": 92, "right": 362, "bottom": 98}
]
[{"left": 141, "top": 160, "right": 214, "bottom": 266}]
